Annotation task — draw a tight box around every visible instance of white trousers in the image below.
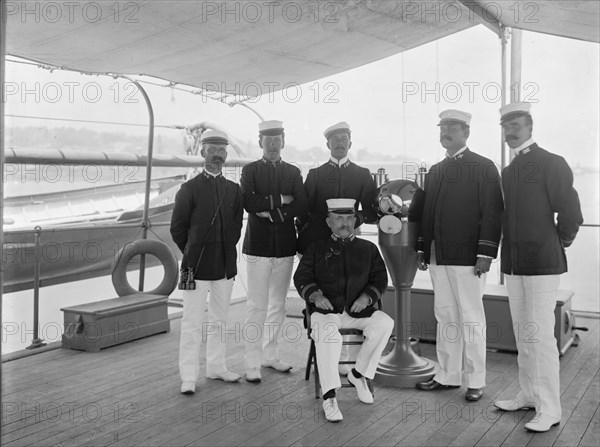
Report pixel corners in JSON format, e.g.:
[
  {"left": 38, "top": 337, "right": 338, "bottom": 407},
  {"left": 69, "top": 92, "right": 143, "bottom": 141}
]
[
  {"left": 429, "top": 251, "right": 487, "bottom": 388},
  {"left": 505, "top": 274, "right": 562, "bottom": 420},
  {"left": 244, "top": 256, "right": 294, "bottom": 369},
  {"left": 310, "top": 310, "right": 394, "bottom": 394},
  {"left": 179, "top": 278, "right": 234, "bottom": 382}
]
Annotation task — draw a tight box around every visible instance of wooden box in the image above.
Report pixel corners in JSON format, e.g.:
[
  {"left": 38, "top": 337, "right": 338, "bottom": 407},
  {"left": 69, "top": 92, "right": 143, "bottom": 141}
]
[
  {"left": 382, "top": 282, "right": 575, "bottom": 355},
  {"left": 61, "top": 293, "right": 170, "bottom": 352}
]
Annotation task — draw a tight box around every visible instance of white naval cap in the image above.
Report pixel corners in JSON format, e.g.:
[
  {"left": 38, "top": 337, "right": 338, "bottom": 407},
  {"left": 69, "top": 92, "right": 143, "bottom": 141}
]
[
  {"left": 437, "top": 109, "right": 472, "bottom": 127},
  {"left": 200, "top": 129, "right": 229, "bottom": 145},
  {"left": 324, "top": 121, "right": 351, "bottom": 139},
  {"left": 259, "top": 120, "right": 284, "bottom": 135},
  {"left": 499, "top": 102, "right": 532, "bottom": 123},
  {"left": 326, "top": 198, "right": 356, "bottom": 214}
]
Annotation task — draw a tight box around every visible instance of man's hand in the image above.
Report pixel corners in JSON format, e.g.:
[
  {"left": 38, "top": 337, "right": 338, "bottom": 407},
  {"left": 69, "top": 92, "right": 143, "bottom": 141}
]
[
  {"left": 282, "top": 195, "right": 294, "bottom": 205},
  {"left": 416, "top": 252, "right": 428, "bottom": 271},
  {"left": 312, "top": 292, "right": 334, "bottom": 311},
  {"left": 256, "top": 211, "right": 270, "bottom": 218},
  {"left": 350, "top": 294, "right": 371, "bottom": 313},
  {"left": 474, "top": 257, "right": 492, "bottom": 277}
]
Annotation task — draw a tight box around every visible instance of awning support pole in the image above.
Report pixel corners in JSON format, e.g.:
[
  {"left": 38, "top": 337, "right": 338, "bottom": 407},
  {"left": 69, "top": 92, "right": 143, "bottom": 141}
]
[
  {"left": 499, "top": 25, "right": 510, "bottom": 285},
  {"left": 1, "top": 1, "right": 7, "bottom": 342},
  {"left": 500, "top": 25, "right": 510, "bottom": 171}
]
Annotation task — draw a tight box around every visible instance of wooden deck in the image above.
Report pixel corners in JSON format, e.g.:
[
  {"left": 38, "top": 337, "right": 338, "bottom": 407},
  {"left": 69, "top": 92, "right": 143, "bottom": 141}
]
[{"left": 2, "top": 302, "right": 599, "bottom": 447}]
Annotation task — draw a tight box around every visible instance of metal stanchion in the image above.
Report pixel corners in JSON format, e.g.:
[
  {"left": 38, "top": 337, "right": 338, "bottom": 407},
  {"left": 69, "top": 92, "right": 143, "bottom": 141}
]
[{"left": 26, "top": 226, "right": 47, "bottom": 349}]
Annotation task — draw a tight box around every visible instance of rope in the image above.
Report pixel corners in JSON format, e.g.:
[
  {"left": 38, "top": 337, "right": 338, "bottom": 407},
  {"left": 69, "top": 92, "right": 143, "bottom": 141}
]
[
  {"left": 6, "top": 56, "right": 254, "bottom": 105},
  {"left": 6, "top": 114, "right": 182, "bottom": 129}
]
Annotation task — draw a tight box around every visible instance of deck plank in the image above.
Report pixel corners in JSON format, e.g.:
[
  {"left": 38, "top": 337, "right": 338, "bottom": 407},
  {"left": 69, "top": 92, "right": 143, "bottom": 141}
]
[
  {"left": 579, "top": 405, "right": 600, "bottom": 447},
  {"left": 496, "top": 321, "right": 600, "bottom": 447},
  {"left": 551, "top": 371, "right": 600, "bottom": 447},
  {"left": 417, "top": 367, "right": 516, "bottom": 446},
  {"left": 2, "top": 303, "right": 598, "bottom": 447}
]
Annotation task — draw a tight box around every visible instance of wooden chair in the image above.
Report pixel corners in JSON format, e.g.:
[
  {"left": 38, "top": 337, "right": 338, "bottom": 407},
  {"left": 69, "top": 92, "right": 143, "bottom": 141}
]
[{"left": 303, "top": 303, "right": 379, "bottom": 399}]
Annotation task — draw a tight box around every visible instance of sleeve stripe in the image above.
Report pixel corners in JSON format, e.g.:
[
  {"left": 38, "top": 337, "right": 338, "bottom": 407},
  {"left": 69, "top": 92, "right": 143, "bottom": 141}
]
[
  {"left": 300, "top": 283, "right": 319, "bottom": 300},
  {"left": 367, "top": 285, "right": 382, "bottom": 300},
  {"left": 479, "top": 240, "right": 499, "bottom": 248}
]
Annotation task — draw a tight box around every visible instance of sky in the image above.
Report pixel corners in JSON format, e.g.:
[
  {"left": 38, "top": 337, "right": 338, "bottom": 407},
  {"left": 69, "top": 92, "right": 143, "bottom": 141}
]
[{"left": 4, "top": 24, "right": 599, "bottom": 169}]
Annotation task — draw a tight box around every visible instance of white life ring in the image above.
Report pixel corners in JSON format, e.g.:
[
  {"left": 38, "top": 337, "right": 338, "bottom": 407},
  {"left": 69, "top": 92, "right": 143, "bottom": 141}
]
[{"left": 111, "top": 239, "right": 178, "bottom": 297}]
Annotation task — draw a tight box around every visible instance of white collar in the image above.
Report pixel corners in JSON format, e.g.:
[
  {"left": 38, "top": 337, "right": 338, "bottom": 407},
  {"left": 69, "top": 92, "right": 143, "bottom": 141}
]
[
  {"left": 445, "top": 146, "right": 468, "bottom": 160},
  {"left": 511, "top": 138, "right": 535, "bottom": 156},
  {"left": 203, "top": 169, "right": 221, "bottom": 178},
  {"left": 331, "top": 233, "right": 355, "bottom": 243},
  {"left": 329, "top": 156, "right": 349, "bottom": 166}
]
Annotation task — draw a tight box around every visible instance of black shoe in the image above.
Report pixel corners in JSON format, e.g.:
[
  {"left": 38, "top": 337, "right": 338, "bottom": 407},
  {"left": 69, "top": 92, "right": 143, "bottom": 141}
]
[
  {"left": 466, "top": 388, "right": 483, "bottom": 401},
  {"left": 416, "top": 379, "right": 460, "bottom": 391}
]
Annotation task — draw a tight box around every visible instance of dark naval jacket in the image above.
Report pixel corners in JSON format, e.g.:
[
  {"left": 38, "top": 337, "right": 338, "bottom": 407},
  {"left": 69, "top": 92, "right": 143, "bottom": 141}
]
[
  {"left": 501, "top": 143, "right": 583, "bottom": 275},
  {"left": 296, "top": 159, "right": 378, "bottom": 254},
  {"left": 294, "top": 234, "right": 388, "bottom": 319},
  {"left": 170, "top": 171, "right": 243, "bottom": 280},
  {"left": 241, "top": 158, "right": 308, "bottom": 257},
  {"left": 417, "top": 148, "right": 504, "bottom": 265}
]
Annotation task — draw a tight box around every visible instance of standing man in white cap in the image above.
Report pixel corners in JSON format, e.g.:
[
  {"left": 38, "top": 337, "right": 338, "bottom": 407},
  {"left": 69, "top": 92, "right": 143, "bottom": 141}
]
[
  {"left": 241, "top": 120, "right": 308, "bottom": 383},
  {"left": 170, "top": 129, "right": 244, "bottom": 394},
  {"left": 294, "top": 198, "right": 393, "bottom": 422},
  {"left": 415, "top": 110, "right": 503, "bottom": 402},
  {"left": 296, "top": 121, "right": 379, "bottom": 375},
  {"left": 296, "top": 121, "right": 378, "bottom": 255},
  {"left": 493, "top": 102, "right": 583, "bottom": 432}
]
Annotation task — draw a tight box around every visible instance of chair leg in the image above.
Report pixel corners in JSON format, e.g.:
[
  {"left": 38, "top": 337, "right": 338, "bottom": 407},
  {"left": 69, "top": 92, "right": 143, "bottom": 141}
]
[
  {"left": 305, "top": 340, "right": 315, "bottom": 380},
  {"left": 314, "top": 347, "right": 320, "bottom": 399}
]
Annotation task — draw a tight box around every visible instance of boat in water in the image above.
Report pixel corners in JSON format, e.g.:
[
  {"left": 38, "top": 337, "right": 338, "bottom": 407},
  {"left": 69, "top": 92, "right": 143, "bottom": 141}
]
[{"left": 2, "top": 174, "right": 185, "bottom": 293}]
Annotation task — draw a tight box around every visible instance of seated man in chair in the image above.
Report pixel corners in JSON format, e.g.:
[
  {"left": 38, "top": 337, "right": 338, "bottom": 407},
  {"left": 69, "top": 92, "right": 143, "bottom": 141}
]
[{"left": 293, "top": 198, "right": 394, "bottom": 422}]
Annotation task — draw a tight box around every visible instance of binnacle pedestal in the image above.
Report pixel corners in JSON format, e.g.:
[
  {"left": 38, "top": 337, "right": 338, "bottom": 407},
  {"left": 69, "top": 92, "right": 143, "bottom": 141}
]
[{"left": 373, "top": 180, "right": 436, "bottom": 387}]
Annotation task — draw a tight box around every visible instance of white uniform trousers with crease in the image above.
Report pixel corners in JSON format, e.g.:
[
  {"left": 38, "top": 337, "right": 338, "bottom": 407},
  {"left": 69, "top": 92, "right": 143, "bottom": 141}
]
[
  {"left": 244, "top": 256, "right": 294, "bottom": 369},
  {"left": 429, "top": 248, "right": 487, "bottom": 388},
  {"left": 179, "top": 278, "right": 234, "bottom": 382},
  {"left": 310, "top": 310, "right": 394, "bottom": 394},
  {"left": 505, "top": 273, "right": 562, "bottom": 420}
]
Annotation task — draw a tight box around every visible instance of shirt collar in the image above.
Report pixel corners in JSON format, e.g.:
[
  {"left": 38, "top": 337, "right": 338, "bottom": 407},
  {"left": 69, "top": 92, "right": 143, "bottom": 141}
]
[
  {"left": 261, "top": 156, "right": 282, "bottom": 165},
  {"left": 445, "top": 146, "right": 468, "bottom": 160},
  {"left": 202, "top": 169, "right": 222, "bottom": 178},
  {"left": 511, "top": 138, "right": 535, "bottom": 156},
  {"left": 330, "top": 233, "right": 355, "bottom": 243},
  {"left": 328, "top": 156, "right": 350, "bottom": 168}
]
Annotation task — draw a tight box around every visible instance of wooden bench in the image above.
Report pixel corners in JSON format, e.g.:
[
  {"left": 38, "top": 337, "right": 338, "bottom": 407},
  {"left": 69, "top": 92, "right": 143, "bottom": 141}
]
[
  {"left": 61, "top": 293, "right": 170, "bottom": 352},
  {"left": 382, "top": 281, "right": 577, "bottom": 355}
]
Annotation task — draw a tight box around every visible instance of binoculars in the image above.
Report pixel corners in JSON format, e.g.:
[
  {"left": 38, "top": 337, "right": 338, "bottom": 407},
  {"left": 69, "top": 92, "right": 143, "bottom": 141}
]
[{"left": 178, "top": 267, "right": 196, "bottom": 290}]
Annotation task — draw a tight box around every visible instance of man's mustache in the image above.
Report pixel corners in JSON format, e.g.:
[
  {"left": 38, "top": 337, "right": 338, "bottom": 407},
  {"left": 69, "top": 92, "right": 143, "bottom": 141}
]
[
  {"left": 441, "top": 136, "right": 451, "bottom": 141},
  {"left": 505, "top": 135, "right": 518, "bottom": 140},
  {"left": 211, "top": 155, "right": 225, "bottom": 163}
]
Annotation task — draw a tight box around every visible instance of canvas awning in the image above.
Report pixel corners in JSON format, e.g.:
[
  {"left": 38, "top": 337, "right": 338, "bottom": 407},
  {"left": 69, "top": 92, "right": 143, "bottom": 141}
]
[{"left": 6, "top": 1, "right": 598, "bottom": 95}]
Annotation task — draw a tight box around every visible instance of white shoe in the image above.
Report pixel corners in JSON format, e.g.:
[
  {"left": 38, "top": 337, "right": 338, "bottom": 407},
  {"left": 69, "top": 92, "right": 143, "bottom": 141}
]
[
  {"left": 494, "top": 398, "right": 535, "bottom": 412},
  {"left": 347, "top": 372, "right": 374, "bottom": 404},
  {"left": 524, "top": 413, "right": 560, "bottom": 432},
  {"left": 207, "top": 370, "right": 242, "bottom": 382},
  {"left": 338, "top": 364, "right": 352, "bottom": 376},
  {"left": 322, "top": 398, "right": 343, "bottom": 422},
  {"left": 180, "top": 381, "right": 196, "bottom": 394},
  {"left": 262, "top": 359, "right": 293, "bottom": 373},
  {"left": 245, "top": 368, "right": 262, "bottom": 383}
]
